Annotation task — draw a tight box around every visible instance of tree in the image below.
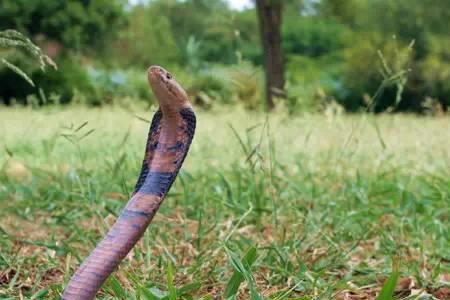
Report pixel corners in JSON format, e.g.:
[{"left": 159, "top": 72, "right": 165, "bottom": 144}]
[{"left": 255, "top": 0, "right": 285, "bottom": 110}]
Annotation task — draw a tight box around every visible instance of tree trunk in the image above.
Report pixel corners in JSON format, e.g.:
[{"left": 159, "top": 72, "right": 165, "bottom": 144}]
[{"left": 255, "top": 0, "right": 285, "bottom": 111}]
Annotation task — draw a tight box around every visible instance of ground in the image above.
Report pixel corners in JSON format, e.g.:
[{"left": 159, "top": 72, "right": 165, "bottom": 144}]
[{"left": 0, "top": 106, "right": 449, "bottom": 299}]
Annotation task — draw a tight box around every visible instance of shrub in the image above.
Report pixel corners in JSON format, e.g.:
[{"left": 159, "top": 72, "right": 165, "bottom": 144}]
[
  {"left": 339, "top": 34, "right": 414, "bottom": 112},
  {"left": 283, "top": 16, "right": 350, "bottom": 57},
  {"left": 31, "top": 57, "right": 100, "bottom": 105},
  {"left": 0, "top": 0, "right": 126, "bottom": 52},
  {"left": 184, "top": 63, "right": 262, "bottom": 110},
  {"left": 284, "top": 54, "right": 345, "bottom": 113},
  {"left": 110, "top": 5, "right": 180, "bottom": 68},
  {"left": 0, "top": 30, "right": 56, "bottom": 105},
  {"left": 187, "top": 71, "right": 232, "bottom": 108},
  {"left": 87, "top": 68, "right": 154, "bottom": 105},
  {"left": 420, "top": 35, "right": 450, "bottom": 110}
]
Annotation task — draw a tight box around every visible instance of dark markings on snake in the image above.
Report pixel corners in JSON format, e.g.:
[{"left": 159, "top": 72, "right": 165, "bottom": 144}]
[
  {"left": 121, "top": 208, "right": 151, "bottom": 218},
  {"left": 134, "top": 110, "right": 162, "bottom": 194},
  {"left": 140, "top": 171, "right": 176, "bottom": 196}
]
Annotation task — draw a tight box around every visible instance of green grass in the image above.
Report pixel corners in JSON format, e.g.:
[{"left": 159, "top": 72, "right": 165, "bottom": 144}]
[{"left": 0, "top": 105, "right": 449, "bottom": 299}]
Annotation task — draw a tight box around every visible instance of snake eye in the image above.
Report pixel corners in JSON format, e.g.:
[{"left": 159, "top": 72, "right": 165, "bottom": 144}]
[{"left": 166, "top": 73, "right": 172, "bottom": 80}]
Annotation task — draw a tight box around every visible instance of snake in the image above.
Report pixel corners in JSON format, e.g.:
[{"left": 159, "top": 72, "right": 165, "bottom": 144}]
[{"left": 62, "top": 66, "right": 196, "bottom": 299}]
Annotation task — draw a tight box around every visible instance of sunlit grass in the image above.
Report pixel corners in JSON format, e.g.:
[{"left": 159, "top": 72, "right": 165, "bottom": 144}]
[{"left": 0, "top": 105, "right": 449, "bottom": 299}]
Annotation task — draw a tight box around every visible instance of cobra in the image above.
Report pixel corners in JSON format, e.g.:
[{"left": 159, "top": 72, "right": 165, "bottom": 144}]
[{"left": 62, "top": 66, "right": 196, "bottom": 299}]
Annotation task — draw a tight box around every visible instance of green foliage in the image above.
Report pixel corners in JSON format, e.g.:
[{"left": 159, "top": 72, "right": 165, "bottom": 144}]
[
  {"left": 160, "top": 0, "right": 237, "bottom": 64},
  {"left": 0, "top": 0, "right": 126, "bottom": 105},
  {"left": 0, "top": 5, "right": 153, "bottom": 107},
  {"left": 233, "top": 10, "right": 261, "bottom": 64},
  {"left": 112, "top": 0, "right": 257, "bottom": 67},
  {"left": 111, "top": 3, "right": 180, "bottom": 68},
  {"left": 0, "top": 30, "right": 55, "bottom": 87},
  {"left": 339, "top": 34, "right": 414, "bottom": 112},
  {"left": 0, "top": 0, "right": 126, "bottom": 52},
  {"left": 283, "top": 17, "right": 350, "bottom": 57},
  {"left": 419, "top": 35, "right": 450, "bottom": 110},
  {"left": 318, "top": 0, "right": 367, "bottom": 28},
  {"left": 322, "top": 0, "right": 450, "bottom": 112},
  {"left": 376, "top": 265, "right": 400, "bottom": 300},
  {"left": 285, "top": 54, "right": 344, "bottom": 113},
  {"left": 33, "top": 63, "right": 156, "bottom": 106},
  {"left": 220, "top": 63, "right": 263, "bottom": 109},
  {"left": 2, "top": 0, "right": 450, "bottom": 113},
  {"left": 187, "top": 71, "right": 233, "bottom": 108},
  {"left": 31, "top": 58, "right": 98, "bottom": 105},
  {"left": 223, "top": 246, "right": 258, "bottom": 299}
]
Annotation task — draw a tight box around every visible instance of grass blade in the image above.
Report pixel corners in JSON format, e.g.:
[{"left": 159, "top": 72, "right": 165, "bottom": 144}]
[
  {"left": 376, "top": 267, "right": 400, "bottom": 300},
  {"left": 167, "top": 262, "right": 177, "bottom": 300},
  {"left": 223, "top": 246, "right": 258, "bottom": 299}
]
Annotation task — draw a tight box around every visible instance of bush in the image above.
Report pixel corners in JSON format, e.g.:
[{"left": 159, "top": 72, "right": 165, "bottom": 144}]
[
  {"left": 183, "top": 63, "right": 263, "bottom": 110},
  {"left": 187, "top": 71, "right": 232, "bottom": 108},
  {"left": 339, "top": 32, "right": 450, "bottom": 113},
  {"left": 87, "top": 68, "right": 154, "bottom": 104},
  {"left": 26, "top": 57, "right": 103, "bottom": 105},
  {"left": 420, "top": 35, "right": 450, "bottom": 110},
  {"left": 339, "top": 34, "right": 414, "bottom": 112},
  {"left": 283, "top": 16, "right": 350, "bottom": 57},
  {"left": 0, "top": 0, "right": 126, "bottom": 52},
  {"left": 0, "top": 30, "right": 56, "bottom": 105},
  {"left": 233, "top": 10, "right": 261, "bottom": 65},
  {"left": 0, "top": 51, "right": 37, "bottom": 105},
  {"left": 285, "top": 54, "right": 344, "bottom": 113},
  {"left": 110, "top": 5, "right": 180, "bottom": 68},
  {"left": 217, "top": 62, "right": 263, "bottom": 110}
]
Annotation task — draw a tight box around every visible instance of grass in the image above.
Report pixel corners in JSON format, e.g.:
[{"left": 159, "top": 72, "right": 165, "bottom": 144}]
[{"left": 0, "top": 105, "right": 449, "bottom": 299}]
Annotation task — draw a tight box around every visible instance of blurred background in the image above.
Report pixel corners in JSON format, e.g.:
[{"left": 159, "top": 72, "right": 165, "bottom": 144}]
[{"left": 1, "top": 0, "right": 449, "bottom": 114}]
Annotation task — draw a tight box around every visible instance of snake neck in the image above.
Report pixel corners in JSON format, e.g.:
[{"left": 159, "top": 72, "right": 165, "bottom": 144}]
[{"left": 134, "top": 107, "right": 195, "bottom": 195}]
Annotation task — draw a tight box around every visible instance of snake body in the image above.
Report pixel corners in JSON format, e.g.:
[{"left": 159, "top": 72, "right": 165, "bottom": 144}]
[{"left": 62, "top": 66, "right": 196, "bottom": 299}]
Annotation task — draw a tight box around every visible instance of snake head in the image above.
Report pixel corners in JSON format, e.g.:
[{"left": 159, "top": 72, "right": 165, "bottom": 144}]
[{"left": 147, "top": 65, "right": 190, "bottom": 112}]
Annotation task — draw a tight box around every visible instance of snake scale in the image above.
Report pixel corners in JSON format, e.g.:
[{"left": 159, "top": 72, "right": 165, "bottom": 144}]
[{"left": 62, "top": 66, "right": 196, "bottom": 299}]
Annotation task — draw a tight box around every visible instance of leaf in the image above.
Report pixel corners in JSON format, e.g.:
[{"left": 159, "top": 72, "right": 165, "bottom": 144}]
[
  {"left": 376, "top": 268, "right": 400, "bottom": 300},
  {"left": 106, "top": 275, "right": 127, "bottom": 299},
  {"left": 139, "top": 287, "right": 161, "bottom": 300},
  {"left": 167, "top": 262, "right": 177, "bottom": 300},
  {"left": 29, "top": 289, "right": 48, "bottom": 299},
  {"left": 1, "top": 58, "right": 35, "bottom": 86},
  {"left": 74, "top": 121, "right": 89, "bottom": 132},
  {"left": 223, "top": 245, "right": 263, "bottom": 300},
  {"left": 148, "top": 287, "right": 168, "bottom": 299},
  {"left": 135, "top": 114, "right": 151, "bottom": 124},
  {"left": 223, "top": 246, "right": 258, "bottom": 299},
  {"left": 228, "top": 123, "right": 249, "bottom": 156},
  {"left": 372, "top": 120, "right": 387, "bottom": 150},
  {"left": 78, "top": 128, "right": 96, "bottom": 141},
  {"left": 178, "top": 282, "right": 201, "bottom": 296},
  {"left": 4, "top": 145, "right": 13, "bottom": 157},
  {"left": 8, "top": 265, "right": 20, "bottom": 290}
]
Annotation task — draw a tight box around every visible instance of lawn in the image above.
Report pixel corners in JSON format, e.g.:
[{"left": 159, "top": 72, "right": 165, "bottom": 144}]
[{"left": 0, "top": 106, "right": 449, "bottom": 299}]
